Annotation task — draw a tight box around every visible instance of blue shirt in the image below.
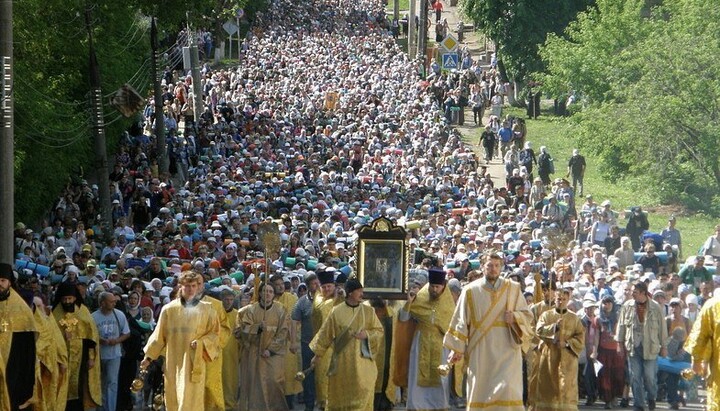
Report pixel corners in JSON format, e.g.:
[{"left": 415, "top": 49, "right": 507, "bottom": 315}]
[
  {"left": 292, "top": 294, "right": 315, "bottom": 344},
  {"left": 92, "top": 308, "right": 130, "bottom": 360},
  {"left": 498, "top": 127, "right": 513, "bottom": 143}
]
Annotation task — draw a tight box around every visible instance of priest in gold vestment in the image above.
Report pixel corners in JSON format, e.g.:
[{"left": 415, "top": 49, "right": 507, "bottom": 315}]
[
  {"left": 399, "top": 268, "right": 455, "bottom": 410},
  {"left": 312, "top": 269, "right": 343, "bottom": 408},
  {"left": 0, "top": 265, "right": 38, "bottom": 411},
  {"left": 141, "top": 271, "right": 221, "bottom": 411},
  {"left": 52, "top": 280, "right": 101, "bottom": 411},
  {"left": 236, "top": 282, "right": 290, "bottom": 411},
  {"left": 32, "top": 295, "right": 69, "bottom": 411},
  {"left": 444, "top": 253, "right": 533, "bottom": 411},
  {"left": 271, "top": 274, "right": 302, "bottom": 407},
  {"left": 530, "top": 288, "right": 585, "bottom": 411},
  {"left": 685, "top": 294, "right": 720, "bottom": 411},
  {"left": 219, "top": 289, "right": 240, "bottom": 410},
  {"left": 198, "top": 276, "right": 231, "bottom": 411},
  {"left": 311, "top": 278, "right": 383, "bottom": 410},
  {"left": 368, "top": 298, "right": 398, "bottom": 410},
  {"left": 526, "top": 280, "right": 555, "bottom": 408}
]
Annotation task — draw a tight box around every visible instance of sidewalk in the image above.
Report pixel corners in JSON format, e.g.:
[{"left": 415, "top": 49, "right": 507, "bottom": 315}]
[{"left": 433, "top": 3, "right": 505, "bottom": 187}]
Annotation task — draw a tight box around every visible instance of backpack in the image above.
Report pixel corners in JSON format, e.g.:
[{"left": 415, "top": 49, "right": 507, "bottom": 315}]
[{"left": 519, "top": 149, "right": 532, "bottom": 167}]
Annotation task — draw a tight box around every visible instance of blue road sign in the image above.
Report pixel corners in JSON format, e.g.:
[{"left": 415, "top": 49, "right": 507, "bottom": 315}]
[{"left": 442, "top": 53, "right": 459, "bottom": 70}]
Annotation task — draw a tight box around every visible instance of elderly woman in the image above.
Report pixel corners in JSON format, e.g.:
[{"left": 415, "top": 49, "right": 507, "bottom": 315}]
[
  {"left": 614, "top": 237, "right": 636, "bottom": 270},
  {"left": 595, "top": 294, "right": 625, "bottom": 409}
]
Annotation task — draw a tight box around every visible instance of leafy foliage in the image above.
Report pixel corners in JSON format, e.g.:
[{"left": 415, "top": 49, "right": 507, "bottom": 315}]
[
  {"left": 13, "top": 0, "right": 268, "bottom": 224},
  {"left": 14, "top": 0, "right": 146, "bottom": 222},
  {"left": 539, "top": 0, "right": 720, "bottom": 215},
  {"left": 461, "top": 0, "right": 594, "bottom": 83}
]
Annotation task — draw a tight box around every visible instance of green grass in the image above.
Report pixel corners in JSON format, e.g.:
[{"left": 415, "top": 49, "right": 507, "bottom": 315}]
[
  {"left": 386, "top": 0, "right": 410, "bottom": 12},
  {"left": 395, "top": 37, "right": 408, "bottom": 53},
  {"left": 459, "top": 105, "right": 716, "bottom": 256}
]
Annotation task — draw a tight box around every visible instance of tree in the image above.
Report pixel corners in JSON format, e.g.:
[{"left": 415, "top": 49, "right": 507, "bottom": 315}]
[
  {"left": 461, "top": 0, "right": 593, "bottom": 85},
  {"left": 13, "top": 0, "right": 150, "bottom": 222},
  {"left": 539, "top": 0, "right": 720, "bottom": 214}
]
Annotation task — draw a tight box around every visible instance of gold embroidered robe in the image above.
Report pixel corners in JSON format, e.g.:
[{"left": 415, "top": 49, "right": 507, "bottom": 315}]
[
  {"left": 443, "top": 277, "right": 533, "bottom": 411},
  {"left": 310, "top": 302, "right": 383, "bottom": 411},
  {"left": 685, "top": 295, "right": 720, "bottom": 411},
  {"left": 144, "top": 299, "right": 221, "bottom": 411},
  {"left": 236, "top": 301, "right": 289, "bottom": 411},
  {"left": 530, "top": 308, "right": 585, "bottom": 411}
]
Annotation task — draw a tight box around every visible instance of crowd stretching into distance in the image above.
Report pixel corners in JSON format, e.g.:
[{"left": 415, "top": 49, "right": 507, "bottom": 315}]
[{"left": 4, "top": 0, "right": 720, "bottom": 410}]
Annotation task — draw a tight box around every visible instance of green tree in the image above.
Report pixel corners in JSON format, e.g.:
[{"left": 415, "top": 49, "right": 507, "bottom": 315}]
[
  {"left": 461, "top": 0, "right": 593, "bottom": 85},
  {"left": 539, "top": 0, "right": 720, "bottom": 214},
  {"left": 13, "top": 0, "right": 150, "bottom": 223}
]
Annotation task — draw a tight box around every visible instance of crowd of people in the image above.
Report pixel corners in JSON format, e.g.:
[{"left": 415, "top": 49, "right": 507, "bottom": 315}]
[{"left": 4, "top": 0, "right": 720, "bottom": 410}]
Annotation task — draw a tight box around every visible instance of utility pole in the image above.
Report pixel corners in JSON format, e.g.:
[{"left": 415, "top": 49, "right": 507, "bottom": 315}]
[
  {"left": 418, "top": 0, "right": 428, "bottom": 73},
  {"left": 85, "top": 7, "right": 113, "bottom": 243},
  {"left": 0, "top": 0, "right": 13, "bottom": 265},
  {"left": 408, "top": 0, "right": 416, "bottom": 57},
  {"left": 393, "top": 0, "right": 399, "bottom": 22},
  {"left": 188, "top": 31, "right": 203, "bottom": 132},
  {"left": 151, "top": 17, "right": 167, "bottom": 175}
]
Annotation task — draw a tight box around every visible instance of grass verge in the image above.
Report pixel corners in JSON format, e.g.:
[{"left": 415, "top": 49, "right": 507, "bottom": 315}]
[
  {"left": 458, "top": 105, "right": 716, "bottom": 256},
  {"left": 386, "top": 0, "right": 410, "bottom": 12}
]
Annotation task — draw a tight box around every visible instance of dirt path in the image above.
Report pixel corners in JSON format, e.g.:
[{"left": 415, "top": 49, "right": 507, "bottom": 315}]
[{"left": 432, "top": 3, "right": 506, "bottom": 187}]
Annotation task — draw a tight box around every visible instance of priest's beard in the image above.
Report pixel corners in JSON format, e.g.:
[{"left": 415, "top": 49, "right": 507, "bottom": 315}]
[
  {"left": 62, "top": 302, "right": 76, "bottom": 312},
  {"left": 0, "top": 287, "right": 10, "bottom": 301}
]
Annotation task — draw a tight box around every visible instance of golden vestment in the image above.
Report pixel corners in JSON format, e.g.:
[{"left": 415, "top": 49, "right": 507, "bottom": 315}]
[
  {"left": 368, "top": 303, "right": 398, "bottom": 405},
  {"left": 310, "top": 302, "right": 383, "bottom": 411},
  {"left": 221, "top": 307, "right": 240, "bottom": 410},
  {"left": 200, "top": 294, "right": 230, "bottom": 411},
  {"left": 0, "top": 290, "right": 37, "bottom": 409},
  {"left": 526, "top": 300, "right": 554, "bottom": 407},
  {"left": 52, "top": 303, "right": 101, "bottom": 409},
  {"left": 34, "top": 308, "right": 70, "bottom": 411},
  {"left": 443, "top": 277, "right": 533, "bottom": 411},
  {"left": 530, "top": 308, "right": 584, "bottom": 411},
  {"left": 52, "top": 312, "right": 70, "bottom": 410},
  {"left": 0, "top": 350, "right": 8, "bottom": 411},
  {"left": 685, "top": 295, "right": 720, "bottom": 411},
  {"left": 236, "top": 301, "right": 290, "bottom": 411},
  {"left": 312, "top": 294, "right": 342, "bottom": 406},
  {"left": 401, "top": 283, "right": 456, "bottom": 410},
  {"left": 144, "top": 299, "right": 221, "bottom": 411},
  {"left": 277, "top": 291, "right": 302, "bottom": 396}
]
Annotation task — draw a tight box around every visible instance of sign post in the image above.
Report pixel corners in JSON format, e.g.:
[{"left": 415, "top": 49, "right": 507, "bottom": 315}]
[
  {"left": 222, "top": 20, "right": 239, "bottom": 59},
  {"left": 236, "top": 8, "right": 244, "bottom": 63},
  {"left": 441, "top": 53, "right": 459, "bottom": 70}
]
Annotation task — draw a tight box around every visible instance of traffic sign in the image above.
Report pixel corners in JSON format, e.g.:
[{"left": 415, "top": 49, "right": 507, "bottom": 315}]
[
  {"left": 440, "top": 34, "right": 458, "bottom": 52},
  {"left": 223, "top": 20, "right": 239, "bottom": 36},
  {"left": 441, "top": 53, "right": 459, "bottom": 70}
]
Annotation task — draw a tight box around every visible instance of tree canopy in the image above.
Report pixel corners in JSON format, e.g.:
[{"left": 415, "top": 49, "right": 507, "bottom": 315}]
[
  {"left": 461, "top": 0, "right": 594, "bottom": 83},
  {"left": 539, "top": 0, "right": 720, "bottom": 215},
  {"left": 13, "top": 0, "right": 265, "bottom": 223}
]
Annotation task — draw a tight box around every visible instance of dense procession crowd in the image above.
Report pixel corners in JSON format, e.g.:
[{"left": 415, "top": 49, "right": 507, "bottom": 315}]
[{"left": 4, "top": 0, "right": 720, "bottom": 410}]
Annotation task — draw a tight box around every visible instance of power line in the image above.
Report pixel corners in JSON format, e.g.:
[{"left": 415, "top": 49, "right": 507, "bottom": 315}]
[
  {"left": 15, "top": 77, "right": 87, "bottom": 109},
  {"left": 108, "top": 23, "right": 150, "bottom": 58},
  {"left": 113, "top": 17, "right": 142, "bottom": 45},
  {"left": 127, "top": 58, "right": 151, "bottom": 85},
  {"left": 14, "top": 109, "right": 89, "bottom": 136},
  {"left": 21, "top": 132, "right": 88, "bottom": 148},
  {"left": 102, "top": 56, "right": 151, "bottom": 99}
]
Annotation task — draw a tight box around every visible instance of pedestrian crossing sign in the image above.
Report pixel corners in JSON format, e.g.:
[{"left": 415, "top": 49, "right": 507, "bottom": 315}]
[{"left": 442, "top": 53, "right": 459, "bottom": 70}]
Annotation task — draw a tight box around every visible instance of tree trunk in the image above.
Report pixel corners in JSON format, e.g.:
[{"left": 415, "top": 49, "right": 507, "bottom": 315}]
[
  {"left": 507, "top": 81, "right": 526, "bottom": 108},
  {"left": 497, "top": 58, "right": 509, "bottom": 83}
]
